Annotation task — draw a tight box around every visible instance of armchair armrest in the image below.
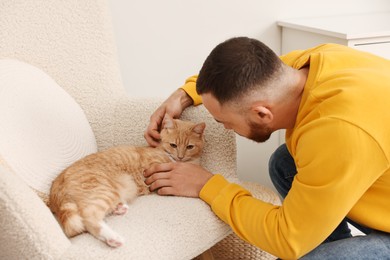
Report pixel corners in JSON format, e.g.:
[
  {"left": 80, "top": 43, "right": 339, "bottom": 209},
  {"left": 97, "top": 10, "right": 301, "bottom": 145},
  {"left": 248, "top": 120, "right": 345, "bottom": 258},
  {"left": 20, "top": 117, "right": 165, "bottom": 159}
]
[{"left": 0, "top": 164, "right": 70, "bottom": 259}]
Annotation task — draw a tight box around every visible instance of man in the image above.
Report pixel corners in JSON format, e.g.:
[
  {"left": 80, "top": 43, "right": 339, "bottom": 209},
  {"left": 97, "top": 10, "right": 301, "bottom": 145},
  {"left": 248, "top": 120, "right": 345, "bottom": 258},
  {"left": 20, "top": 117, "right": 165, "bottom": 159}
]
[{"left": 143, "top": 37, "right": 390, "bottom": 259}]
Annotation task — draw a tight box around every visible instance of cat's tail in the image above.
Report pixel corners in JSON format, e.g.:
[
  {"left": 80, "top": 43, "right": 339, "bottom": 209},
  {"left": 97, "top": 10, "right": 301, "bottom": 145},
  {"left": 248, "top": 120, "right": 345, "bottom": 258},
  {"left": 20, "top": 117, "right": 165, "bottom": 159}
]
[{"left": 57, "top": 202, "right": 85, "bottom": 237}]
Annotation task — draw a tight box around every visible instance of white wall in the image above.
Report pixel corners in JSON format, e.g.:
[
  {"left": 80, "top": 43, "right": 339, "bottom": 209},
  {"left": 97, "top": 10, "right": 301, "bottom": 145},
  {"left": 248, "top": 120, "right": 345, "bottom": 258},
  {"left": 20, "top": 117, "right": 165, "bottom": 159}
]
[{"left": 109, "top": 0, "right": 390, "bottom": 190}]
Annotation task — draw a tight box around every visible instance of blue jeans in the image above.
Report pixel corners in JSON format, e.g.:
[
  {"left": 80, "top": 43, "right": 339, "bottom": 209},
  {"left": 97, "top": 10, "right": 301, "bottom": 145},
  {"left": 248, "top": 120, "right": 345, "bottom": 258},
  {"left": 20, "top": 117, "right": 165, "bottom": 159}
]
[{"left": 269, "top": 144, "right": 390, "bottom": 259}]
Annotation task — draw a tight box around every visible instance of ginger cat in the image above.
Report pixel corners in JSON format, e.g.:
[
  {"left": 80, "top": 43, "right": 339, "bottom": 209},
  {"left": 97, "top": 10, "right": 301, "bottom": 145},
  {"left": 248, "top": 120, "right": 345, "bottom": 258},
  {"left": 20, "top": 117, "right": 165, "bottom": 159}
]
[{"left": 49, "top": 115, "right": 205, "bottom": 247}]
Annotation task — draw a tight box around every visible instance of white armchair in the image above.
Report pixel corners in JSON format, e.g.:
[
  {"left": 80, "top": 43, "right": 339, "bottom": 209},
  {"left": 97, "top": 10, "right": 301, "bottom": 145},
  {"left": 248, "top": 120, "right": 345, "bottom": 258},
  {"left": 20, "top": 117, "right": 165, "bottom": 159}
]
[{"left": 0, "top": 0, "right": 279, "bottom": 259}]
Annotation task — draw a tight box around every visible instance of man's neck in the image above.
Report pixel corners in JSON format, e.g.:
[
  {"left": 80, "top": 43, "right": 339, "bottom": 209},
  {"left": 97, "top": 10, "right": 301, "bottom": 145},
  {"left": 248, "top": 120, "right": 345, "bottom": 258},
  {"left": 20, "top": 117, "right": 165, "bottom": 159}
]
[{"left": 277, "top": 67, "right": 309, "bottom": 130}]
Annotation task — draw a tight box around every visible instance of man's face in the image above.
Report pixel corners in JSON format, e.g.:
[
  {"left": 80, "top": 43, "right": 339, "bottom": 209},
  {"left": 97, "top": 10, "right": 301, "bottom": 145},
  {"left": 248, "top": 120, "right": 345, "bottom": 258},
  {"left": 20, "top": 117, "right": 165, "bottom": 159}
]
[{"left": 202, "top": 93, "right": 273, "bottom": 143}]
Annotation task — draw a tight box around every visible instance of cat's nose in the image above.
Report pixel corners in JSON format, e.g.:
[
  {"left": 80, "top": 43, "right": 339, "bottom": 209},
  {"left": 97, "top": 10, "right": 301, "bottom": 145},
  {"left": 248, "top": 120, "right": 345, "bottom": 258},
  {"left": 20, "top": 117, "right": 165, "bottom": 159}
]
[{"left": 178, "top": 155, "right": 184, "bottom": 160}]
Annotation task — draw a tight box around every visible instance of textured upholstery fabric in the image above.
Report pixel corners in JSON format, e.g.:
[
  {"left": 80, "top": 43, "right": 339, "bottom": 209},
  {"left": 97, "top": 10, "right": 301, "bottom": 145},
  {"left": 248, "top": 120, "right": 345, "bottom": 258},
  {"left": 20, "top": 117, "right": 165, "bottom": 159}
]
[{"left": 0, "top": 164, "right": 71, "bottom": 259}]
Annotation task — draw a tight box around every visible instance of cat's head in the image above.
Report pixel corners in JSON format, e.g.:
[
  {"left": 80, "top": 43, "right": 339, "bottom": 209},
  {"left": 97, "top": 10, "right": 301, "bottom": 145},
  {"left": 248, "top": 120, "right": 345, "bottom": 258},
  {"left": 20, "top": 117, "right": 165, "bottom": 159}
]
[{"left": 159, "top": 114, "right": 205, "bottom": 163}]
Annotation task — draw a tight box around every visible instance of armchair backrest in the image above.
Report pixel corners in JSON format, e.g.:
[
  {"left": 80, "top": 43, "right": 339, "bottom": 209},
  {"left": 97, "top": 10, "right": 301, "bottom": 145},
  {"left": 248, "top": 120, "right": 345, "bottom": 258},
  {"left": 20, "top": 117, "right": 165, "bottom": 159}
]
[
  {"left": 0, "top": 0, "right": 125, "bottom": 108},
  {"left": 0, "top": 0, "right": 130, "bottom": 150}
]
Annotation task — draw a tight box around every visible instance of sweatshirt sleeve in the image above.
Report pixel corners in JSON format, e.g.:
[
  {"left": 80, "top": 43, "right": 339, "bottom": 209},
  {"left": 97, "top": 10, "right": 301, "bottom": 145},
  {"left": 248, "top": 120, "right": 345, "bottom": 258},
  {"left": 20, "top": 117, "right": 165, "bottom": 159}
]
[
  {"left": 199, "top": 119, "right": 389, "bottom": 259},
  {"left": 179, "top": 75, "right": 202, "bottom": 106}
]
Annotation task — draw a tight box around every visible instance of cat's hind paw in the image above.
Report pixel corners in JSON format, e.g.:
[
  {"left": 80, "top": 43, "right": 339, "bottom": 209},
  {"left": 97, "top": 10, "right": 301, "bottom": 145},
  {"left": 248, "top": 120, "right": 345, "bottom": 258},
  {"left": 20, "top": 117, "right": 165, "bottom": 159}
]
[
  {"left": 106, "top": 235, "right": 125, "bottom": 248},
  {"left": 98, "top": 221, "right": 125, "bottom": 248},
  {"left": 112, "top": 203, "right": 129, "bottom": 215}
]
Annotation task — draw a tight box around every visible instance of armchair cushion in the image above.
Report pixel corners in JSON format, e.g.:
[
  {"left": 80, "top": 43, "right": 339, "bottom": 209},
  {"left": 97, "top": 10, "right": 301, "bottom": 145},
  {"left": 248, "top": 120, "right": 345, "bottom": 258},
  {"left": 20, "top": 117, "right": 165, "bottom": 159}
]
[{"left": 0, "top": 59, "right": 97, "bottom": 200}]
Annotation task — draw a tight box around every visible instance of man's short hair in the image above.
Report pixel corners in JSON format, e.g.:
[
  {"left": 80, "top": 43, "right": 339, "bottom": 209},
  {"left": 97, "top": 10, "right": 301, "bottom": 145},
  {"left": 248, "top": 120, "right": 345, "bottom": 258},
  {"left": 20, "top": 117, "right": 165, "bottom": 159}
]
[{"left": 196, "top": 37, "right": 282, "bottom": 104}]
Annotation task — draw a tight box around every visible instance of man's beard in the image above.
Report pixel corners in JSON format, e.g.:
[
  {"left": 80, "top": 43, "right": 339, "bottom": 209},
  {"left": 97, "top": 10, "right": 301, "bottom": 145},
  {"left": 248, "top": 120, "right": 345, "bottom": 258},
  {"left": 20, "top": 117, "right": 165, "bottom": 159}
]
[{"left": 247, "top": 120, "right": 272, "bottom": 143}]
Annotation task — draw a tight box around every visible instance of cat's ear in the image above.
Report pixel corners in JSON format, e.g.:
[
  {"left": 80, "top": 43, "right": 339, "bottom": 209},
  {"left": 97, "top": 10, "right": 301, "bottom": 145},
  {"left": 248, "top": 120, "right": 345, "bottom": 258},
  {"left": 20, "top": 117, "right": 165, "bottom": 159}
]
[
  {"left": 162, "top": 114, "right": 175, "bottom": 129},
  {"left": 192, "top": 122, "right": 206, "bottom": 135}
]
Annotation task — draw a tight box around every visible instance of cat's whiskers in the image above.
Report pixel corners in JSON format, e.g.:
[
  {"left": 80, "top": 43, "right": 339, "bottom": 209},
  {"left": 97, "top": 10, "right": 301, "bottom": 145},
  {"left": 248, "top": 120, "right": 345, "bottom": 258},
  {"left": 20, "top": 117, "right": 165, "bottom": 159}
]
[{"left": 165, "top": 152, "right": 177, "bottom": 162}]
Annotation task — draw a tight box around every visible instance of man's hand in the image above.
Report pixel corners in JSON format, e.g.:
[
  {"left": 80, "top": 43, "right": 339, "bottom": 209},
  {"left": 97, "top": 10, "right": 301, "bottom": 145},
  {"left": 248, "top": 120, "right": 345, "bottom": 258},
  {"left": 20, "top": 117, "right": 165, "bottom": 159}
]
[
  {"left": 144, "top": 88, "right": 193, "bottom": 147},
  {"left": 144, "top": 162, "right": 213, "bottom": 197}
]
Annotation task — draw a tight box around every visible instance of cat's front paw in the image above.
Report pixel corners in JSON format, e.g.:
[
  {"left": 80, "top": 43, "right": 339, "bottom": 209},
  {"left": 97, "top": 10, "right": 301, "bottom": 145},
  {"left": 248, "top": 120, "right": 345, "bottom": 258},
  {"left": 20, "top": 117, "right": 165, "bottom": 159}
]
[
  {"left": 112, "top": 203, "right": 129, "bottom": 215},
  {"left": 138, "top": 186, "right": 151, "bottom": 195}
]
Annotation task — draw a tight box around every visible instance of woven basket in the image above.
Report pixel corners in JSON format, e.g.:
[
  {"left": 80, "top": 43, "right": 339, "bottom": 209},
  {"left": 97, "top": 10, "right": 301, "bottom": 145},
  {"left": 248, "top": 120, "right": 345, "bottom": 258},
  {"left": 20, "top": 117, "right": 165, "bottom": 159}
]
[{"left": 210, "top": 233, "right": 276, "bottom": 260}]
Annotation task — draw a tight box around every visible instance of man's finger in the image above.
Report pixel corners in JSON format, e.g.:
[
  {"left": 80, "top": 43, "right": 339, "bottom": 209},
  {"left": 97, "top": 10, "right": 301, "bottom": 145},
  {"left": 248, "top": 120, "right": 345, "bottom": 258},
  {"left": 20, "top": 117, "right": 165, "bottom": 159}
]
[
  {"left": 156, "top": 187, "right": 175, "bottom": 196},
  {"left": 149, "top": 107, "right": 165, "bottom": 128},
  {"left": 144, "top": 171, "right": 168, "bottom": 185},
  {"left": 149, "top": 127, "right": 161, "bottom": 141},
  {"left": 144, "top": 129, "right": 160, "bottom": 147},
  {"left": 144, "top": 162, "right": 174, "bottom": 178},
  {"left": 148, "top": 178, "right": 172, "bottom": 192}
]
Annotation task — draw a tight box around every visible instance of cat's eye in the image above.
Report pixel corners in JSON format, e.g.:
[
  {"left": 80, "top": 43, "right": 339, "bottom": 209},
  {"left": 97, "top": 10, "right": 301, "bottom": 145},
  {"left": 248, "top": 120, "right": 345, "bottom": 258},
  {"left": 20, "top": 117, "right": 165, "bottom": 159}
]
[
  {"left": 186, "top": 145, "right": 194, "bottom": 150},
  {"left": 170, "top": 143, "right": 177, "bottom": 148}
]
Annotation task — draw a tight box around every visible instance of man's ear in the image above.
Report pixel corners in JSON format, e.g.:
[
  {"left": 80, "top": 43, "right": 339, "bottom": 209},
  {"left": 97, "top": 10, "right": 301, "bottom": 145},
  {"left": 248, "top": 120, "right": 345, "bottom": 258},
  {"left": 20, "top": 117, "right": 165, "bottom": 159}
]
[{"left": 252, "top": 105, "right": 273, "bottom": 124}]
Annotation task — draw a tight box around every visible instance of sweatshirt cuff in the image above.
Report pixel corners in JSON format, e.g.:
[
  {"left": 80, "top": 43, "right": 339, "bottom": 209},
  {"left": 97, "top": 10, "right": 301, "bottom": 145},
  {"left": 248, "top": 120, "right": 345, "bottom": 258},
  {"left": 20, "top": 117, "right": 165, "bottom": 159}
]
[
  {"left": 199, "top": 174, "right": 229, "bottom": 205},
  {"left": 180, "top": 79, "right": 202, "bottom": 105}
]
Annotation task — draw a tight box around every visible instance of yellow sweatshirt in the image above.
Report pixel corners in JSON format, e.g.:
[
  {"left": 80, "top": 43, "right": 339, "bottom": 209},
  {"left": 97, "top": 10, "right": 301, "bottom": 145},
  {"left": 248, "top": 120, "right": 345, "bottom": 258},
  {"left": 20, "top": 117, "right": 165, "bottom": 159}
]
[{"left": 181, "top": 44, "right": 390, "bottom": 259}]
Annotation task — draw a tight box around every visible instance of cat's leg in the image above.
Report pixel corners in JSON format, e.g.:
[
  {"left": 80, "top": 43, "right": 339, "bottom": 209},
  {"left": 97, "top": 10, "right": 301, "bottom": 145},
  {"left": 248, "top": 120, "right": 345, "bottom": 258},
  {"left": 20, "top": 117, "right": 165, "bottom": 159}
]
[
  {"left": 98, "top": 221, "right": 125, "bottom": 248},
  {"left": 133, "top": 171, "right": 151, "bottom": 195},
  {"left": 82, "top": 205, "right": 125, "bottom": 247}
]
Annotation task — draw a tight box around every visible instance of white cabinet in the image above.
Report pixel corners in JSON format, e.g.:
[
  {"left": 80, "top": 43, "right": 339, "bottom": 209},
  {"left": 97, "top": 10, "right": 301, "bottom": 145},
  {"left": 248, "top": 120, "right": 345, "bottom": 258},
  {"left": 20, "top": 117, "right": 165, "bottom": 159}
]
[
  {"left": 278, "top": 12, "right": 390, "bottom": 59},
  {"left": 277, "top": 12, "right": 390, "bottom": 143}
]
